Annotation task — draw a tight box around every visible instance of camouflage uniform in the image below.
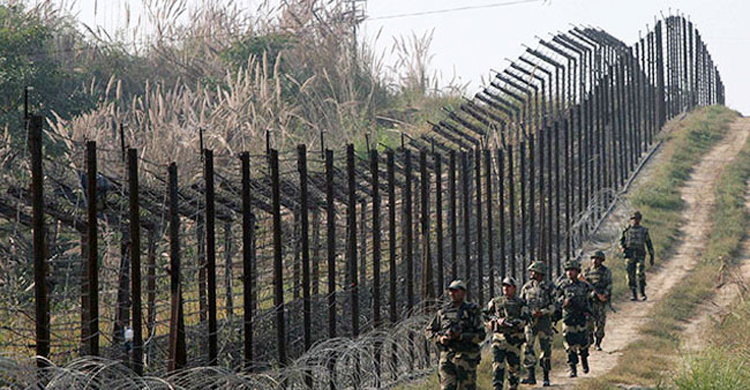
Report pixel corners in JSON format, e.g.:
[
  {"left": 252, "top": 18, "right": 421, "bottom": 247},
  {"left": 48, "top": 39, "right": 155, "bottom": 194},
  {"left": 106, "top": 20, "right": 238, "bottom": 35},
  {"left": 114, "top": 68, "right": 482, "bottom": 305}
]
[
  {"left": 556, "top": 260, "right": 592, "bottom": 377},
  {"left": 582, "top": 253, "right": 613, "bottom": 350},
  {"left": 484, "top": 278, "right": 529, "bottom": 390},
  {"left": 520, "top": 262, "right": 556, "bottom": 385},
  {"left": 620, "top": 214, "right": 654, "bottom": 299},
  {"left": 426, "top": 296, "right": 486, "bottom": 389}
]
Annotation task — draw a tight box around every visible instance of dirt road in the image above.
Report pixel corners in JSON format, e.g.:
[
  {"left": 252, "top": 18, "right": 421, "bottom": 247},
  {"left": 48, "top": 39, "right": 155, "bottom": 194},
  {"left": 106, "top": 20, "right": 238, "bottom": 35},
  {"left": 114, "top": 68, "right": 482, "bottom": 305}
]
[{"left": 535, "top": 117, "right": 750, "bottom": 389}]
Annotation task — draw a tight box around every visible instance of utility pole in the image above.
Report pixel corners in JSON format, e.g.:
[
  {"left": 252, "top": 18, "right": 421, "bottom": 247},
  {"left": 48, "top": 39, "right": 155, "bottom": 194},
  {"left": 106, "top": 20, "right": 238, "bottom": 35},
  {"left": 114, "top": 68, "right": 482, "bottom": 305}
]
[{"left": 343, "top": 0, "right": 366, "bottom": 64}]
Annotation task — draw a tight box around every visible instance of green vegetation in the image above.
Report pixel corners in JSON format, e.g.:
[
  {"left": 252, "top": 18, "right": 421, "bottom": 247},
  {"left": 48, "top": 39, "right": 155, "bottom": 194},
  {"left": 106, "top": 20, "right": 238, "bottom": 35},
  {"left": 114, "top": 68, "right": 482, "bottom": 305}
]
[
  {"left": 577, "top": 106, "right": 746, "bottom": 389},
  {"left": 394, "top": 106, "right": 739, "bottom": 390}
]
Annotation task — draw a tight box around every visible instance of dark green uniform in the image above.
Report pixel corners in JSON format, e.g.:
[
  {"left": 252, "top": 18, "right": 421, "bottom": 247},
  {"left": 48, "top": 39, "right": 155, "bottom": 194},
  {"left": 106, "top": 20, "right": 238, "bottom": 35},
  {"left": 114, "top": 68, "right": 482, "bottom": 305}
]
[
  {"left": 583, "top": 263, "right": 612, "bottom": 348},
  {"left": 484, "top": 295, "right": 530, "bottom": 390},
  {"left": 520, "top": 278, "right": 556, "bottom": 372},
  {"left": 556, "top": 277, "right": 592, "bottom": 372},
  {"left": 620, "top": 224, "right": 654, "bottom": 294},
  {"left": 426, "top": 301, "right": 487, "bottom": 390}
]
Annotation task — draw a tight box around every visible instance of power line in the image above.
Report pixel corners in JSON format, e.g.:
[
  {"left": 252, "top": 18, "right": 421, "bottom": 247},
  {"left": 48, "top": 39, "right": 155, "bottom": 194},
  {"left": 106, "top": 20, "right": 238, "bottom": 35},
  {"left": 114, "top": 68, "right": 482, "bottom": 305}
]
[{"left": 367, "top": 0, "right": 545, "bottom": 21}]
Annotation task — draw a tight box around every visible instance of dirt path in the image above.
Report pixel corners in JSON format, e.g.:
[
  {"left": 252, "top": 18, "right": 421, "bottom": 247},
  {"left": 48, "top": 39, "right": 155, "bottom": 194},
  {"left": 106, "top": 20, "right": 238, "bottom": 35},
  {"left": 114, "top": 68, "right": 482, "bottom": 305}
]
[
  {"left": 681, "top": 175, "right": 750, "bottom": 351},
  {"left": 533, "top": 117, "right": 750, "bottom": 389}
]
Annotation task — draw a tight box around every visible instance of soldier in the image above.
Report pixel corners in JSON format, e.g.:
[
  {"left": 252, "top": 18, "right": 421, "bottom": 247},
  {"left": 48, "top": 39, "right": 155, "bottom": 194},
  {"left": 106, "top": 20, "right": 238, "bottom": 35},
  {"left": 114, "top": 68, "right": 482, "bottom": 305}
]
[
  {"left": 520, "top": 261, "right": 556, "bottom": 387},
  {"left": 582, "top": 250, "right": 613, "bottom": 351},
  {"left": 620, "top": 210, "right": 655, "bottom": 301},
  {"left": 426, "top": 280, "right": 487, "bottom": 390},
  {"left": 556, "top": 259, "right": 592, "bottom": 378},
  {"left": 484, "top": 277, "right": 529, "bottom": 390}
]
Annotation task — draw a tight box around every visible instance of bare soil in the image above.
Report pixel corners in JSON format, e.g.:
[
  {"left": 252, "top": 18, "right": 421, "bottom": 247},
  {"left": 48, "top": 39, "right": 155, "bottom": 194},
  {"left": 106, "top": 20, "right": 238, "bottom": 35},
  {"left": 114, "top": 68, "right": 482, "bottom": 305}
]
[{"left": 532, "top": 117, "right": 750, "bottom": 389}]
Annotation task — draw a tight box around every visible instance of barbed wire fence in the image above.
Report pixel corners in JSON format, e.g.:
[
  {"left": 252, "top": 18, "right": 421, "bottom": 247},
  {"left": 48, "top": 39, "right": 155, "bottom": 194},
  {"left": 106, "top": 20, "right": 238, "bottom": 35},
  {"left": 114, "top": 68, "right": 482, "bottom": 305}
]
[{"left": 0, "top": 14, "right": 725, "bottom": 389}]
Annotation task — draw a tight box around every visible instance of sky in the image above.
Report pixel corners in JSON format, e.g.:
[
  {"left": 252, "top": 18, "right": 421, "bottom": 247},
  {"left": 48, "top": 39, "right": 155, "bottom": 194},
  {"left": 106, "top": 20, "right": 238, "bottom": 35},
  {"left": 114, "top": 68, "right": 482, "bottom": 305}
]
[{"left": 56, "top": 0, "right": 750, "bottom": 114}]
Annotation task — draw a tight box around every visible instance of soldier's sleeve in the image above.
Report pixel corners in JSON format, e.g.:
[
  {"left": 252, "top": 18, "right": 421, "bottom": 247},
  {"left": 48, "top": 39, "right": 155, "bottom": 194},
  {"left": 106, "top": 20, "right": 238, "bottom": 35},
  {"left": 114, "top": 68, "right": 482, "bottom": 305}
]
[
  {"left": 620, "top": 226, "right": 627, "bottom": 249},
  {"left": 540, "top": 284, "right": 556, "bottom": 316},
  {"left": 483, "top": 298, "right": 495, "bottom": 322},
  {"left": 645, "top": 228, "right": 655, "bottom": 256},
  {"left": 605, "top": 268, "right": 614, "bottom": 297},
  {"left": 425, "top": 311, "right": 442, "bottom": 343},
  {"left": 460, "top": 305, "right": 487, "bottom": 344}
]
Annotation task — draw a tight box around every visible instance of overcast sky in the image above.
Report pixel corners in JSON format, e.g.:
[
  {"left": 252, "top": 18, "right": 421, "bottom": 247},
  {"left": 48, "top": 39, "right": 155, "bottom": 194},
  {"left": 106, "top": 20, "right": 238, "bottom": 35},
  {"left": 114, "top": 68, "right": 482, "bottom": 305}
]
[{"left": 60, "top": 0, "right": 750, "bottom": 114}]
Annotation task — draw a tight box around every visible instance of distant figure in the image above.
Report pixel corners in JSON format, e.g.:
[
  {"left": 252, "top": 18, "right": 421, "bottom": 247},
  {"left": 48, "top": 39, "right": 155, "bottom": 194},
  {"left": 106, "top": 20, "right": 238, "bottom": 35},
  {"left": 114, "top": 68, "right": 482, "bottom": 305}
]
[
  {"left": 426, "top": 280, "right": 486, "bottom": 390},
  {"left": 620, "top": 211, "right": 654, "bottom": 301},
  {"left": 520, "top": 261, "right": 556, "bottom": 386},
  {"left": 484, "top": 277, "right": 529, "bottom": 390},
  {"left": 556, "top": 260, "right": 592, "bottom": 378},
  {"left": 582, "top": 250, "right": 613, "bottom": 351}
]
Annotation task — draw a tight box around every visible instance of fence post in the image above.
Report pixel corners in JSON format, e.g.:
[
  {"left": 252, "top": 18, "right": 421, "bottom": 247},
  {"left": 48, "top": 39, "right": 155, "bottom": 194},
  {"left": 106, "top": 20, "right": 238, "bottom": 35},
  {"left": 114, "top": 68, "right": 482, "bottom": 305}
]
[
  {"left": 519, "top": 141, "right": 527, "bottom": 284},
  {"left": 204, "top": 149, "right": 218, "bottom": 365},
  {"left": 403, "top": 148, "right": 414, "bottom": 311},
  {"left": 224, "top": 222, "right": 233, "bottom": 319},
  {"left": 240, "top": 152, "right": 254, "bottom": 368},
  {"left": 270, "top": 149, "right": 287, "bottom": 366},
  {"left": 484, "top": 149, "right": 494, "bottom": 298},
  {"left": 325, "top": 149, "right": 337, "bottom": 390},
  {"left": 420, "top": 150, "right": 434, "bottom": 301},
  {"left": 497, "top": 149, "right": 506, "bottom": 280},
  {"left": 474, "top": 148, "right": 483, "bottom": 302},
  {"left": 461, "top": 151, "right": 471, "bottom": 296},
  {"left": 435, "top": 152, "right": 444, "bottom": 296},
  {"left": 84, "top": 140, "right": 99, "bottom": 357},
  {"left": 29, "top": 115, "right": 50, "bottom": 366},
  {"left": 449, "top": 150, "right": 458, "bottom": 281},
  {"left": 346, "top": 145, "right": 359, "bottom": 337},
  {"left": 167, "top": 163, "right": 186, "bottom": 371},
  {"left": 370, "top": 148, "right": 382, "bottom": 387},
  {"left": 507, "top": 147, "right": 517, "bottom": 280},
  {"left": 298, "top": 144, "right": 312, "bottom": 357},
  {"left": 128, "top": 148, "right": 143, "bottom": 375}
]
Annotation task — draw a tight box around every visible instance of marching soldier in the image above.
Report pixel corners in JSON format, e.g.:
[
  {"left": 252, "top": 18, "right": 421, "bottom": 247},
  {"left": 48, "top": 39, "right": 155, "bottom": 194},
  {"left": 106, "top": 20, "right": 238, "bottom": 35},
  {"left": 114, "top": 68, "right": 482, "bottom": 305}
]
[
  {"left": 582, "top": 250, "right": 613, "bottom": 351},
  {"left": 556, "top": 259, "right": 592, "bottom": 378},
  {"left": 484, "top": 277, "right": 529, "bottom": 390},
  {"left": 620, "top": 211, "right": 655, "bottom": 300},
  {"left": 520, "top": 261, "right": 556, "bottom": 386},
  {"left": 426, "top": 280, "right": 486, "bottom": 390}
]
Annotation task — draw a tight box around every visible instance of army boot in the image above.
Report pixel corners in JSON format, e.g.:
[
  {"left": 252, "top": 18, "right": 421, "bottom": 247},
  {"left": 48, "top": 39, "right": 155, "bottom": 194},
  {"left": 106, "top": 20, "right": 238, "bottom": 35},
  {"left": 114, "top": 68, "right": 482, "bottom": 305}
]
[
  {"left": 581, "top": 351, "right": 590, "bottom": 374},
  {"left": 567, "top": 352, "right": 578, "bottom": 378},
  {"left": 640, "top": 284, "right": 648, "bottom": 301},
  {"left": 542, "top": 360, "right": 551, "bottom": 387},
  {"left": 595, "top": 336, "right": 603, "bottom": 351},
  {"left": 521, "top": 367, "right": 536, "bottom": 384},
  {"left": 630, "top": 288, "right": 638, "bottom": 301}
]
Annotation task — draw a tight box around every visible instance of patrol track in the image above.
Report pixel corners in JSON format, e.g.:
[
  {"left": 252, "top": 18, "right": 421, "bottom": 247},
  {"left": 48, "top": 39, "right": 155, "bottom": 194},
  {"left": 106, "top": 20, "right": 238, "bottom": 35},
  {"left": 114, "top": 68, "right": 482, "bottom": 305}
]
[
  {"left": 681, "top": 118, "right": 750, "bottom": 352},
  {"left": 532, "top": 116, "right": 750, "bottom": 389}
]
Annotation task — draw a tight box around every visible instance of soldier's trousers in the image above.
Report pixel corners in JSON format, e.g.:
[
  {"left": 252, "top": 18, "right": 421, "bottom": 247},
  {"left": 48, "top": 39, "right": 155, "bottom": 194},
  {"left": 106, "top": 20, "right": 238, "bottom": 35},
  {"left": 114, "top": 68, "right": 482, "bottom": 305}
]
[
  {"left": 523, "top": 325, "right": 552, "bottom": 369},
  {"left": 626, "top": 256, "right": 646, "bottom": 289},
  {"left": 438, "top": 350, "right": 480, "bottom": 390},
  {"left": 562, "top": 320, "right": 590, "bottom": 355},
  {"left": 589, "top": 302, "right": 607, "bottom": 344},
  {"left": 492, "top": 335, "right": 523, "bottom": 390}
]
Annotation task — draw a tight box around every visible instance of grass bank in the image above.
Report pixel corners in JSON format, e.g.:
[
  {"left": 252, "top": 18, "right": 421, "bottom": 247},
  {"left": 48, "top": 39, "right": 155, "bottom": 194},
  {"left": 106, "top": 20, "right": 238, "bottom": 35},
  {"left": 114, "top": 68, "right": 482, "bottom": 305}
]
[
  {"left": 578, "top": 106, "right": 745, "bottom": 389},
  {"left": 396, "top": 106, "right": 738, "bottom": 390}
]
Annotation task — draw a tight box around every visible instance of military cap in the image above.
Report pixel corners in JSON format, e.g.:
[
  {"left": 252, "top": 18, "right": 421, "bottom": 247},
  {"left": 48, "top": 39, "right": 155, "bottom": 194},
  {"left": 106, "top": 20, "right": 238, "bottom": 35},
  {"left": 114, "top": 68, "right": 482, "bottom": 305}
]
[
  {"left": 563, "top": 259, "right": 581, "bottom": 271},
  {"left": 630, "top": 210, "right": 643, "bottom": 220},
  {"left": 591, "top": 250, "right": 606, "bottom": 260},
  {"left": 448, "top": 280, "right": 467, "bottom": 291},
  {"left": 527, "top": 261, "right": 547, "bottom": 274},
  {"left": 501, "top": 277, "right": 517, "bottom": 287}
]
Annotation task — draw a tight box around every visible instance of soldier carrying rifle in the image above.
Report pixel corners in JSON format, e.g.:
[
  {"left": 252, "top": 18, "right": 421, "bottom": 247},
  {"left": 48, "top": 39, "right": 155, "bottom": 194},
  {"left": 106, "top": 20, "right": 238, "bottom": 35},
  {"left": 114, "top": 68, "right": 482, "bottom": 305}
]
[
  {"left": 426, "top": 280, "right": 486, "bottom": 390},
  {"left": 582, "top": 250, "right": 613, "bottom": 351},
  {"left": 520, "top": 261, "right": 556, "bottom": 386},
  {"left": 484, "top": 277, "right": 530, "bottom": 390}
]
